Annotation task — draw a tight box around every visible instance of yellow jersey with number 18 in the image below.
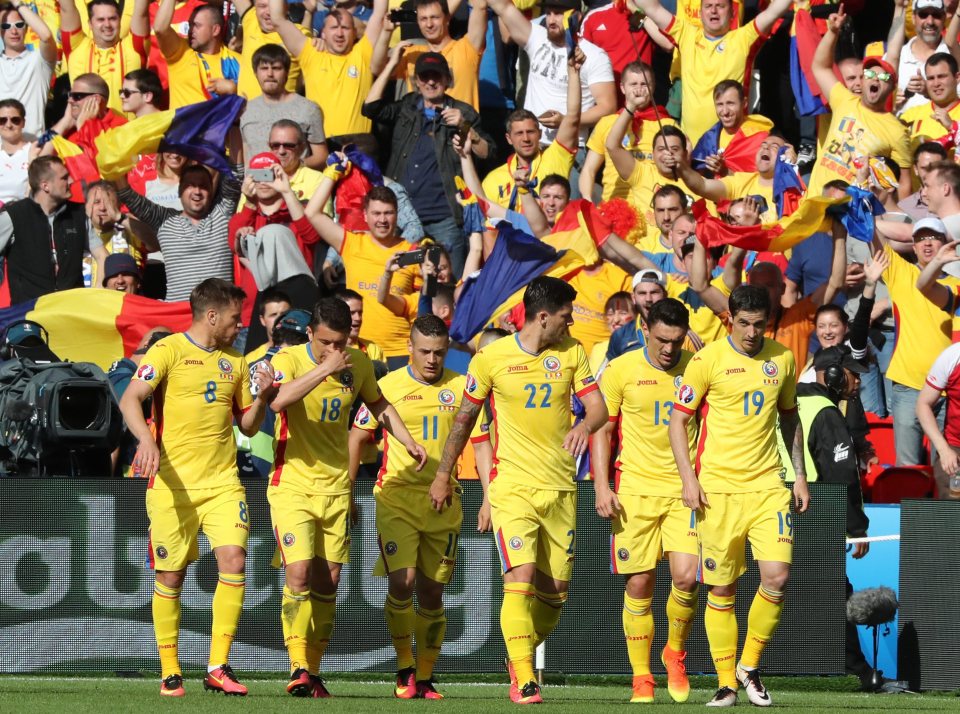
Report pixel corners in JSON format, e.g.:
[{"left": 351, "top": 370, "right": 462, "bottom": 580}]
[
  {"left": 270, "top": 343, "right": 381, "bottom": 494},
  {"left": 133, "top": 333, "right": 252, "bottom": 491},
  {"left": 601, "top": 348, "right": 695, "bottom": 498},
  {"left": 673, "top": 336, "right": 796, "bottom": 493},
  {"left": 464, "top": 334, "right": 598, "bottom": 492}
]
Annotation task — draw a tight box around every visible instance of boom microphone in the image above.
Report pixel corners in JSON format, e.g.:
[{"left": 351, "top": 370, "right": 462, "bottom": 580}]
[{"left": 847, "top": 586, "right": 898, "bottom": 626}]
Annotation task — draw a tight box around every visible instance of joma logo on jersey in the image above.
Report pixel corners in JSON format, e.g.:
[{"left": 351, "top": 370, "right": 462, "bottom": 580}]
[
  {"left": 635, "top": 379, "right": 658, "bottom": 386},
  {"left": 507, "top": 365, "right": 528, "bottom": 373},
  {"left": 184, "top": 359, "right": 203, "bottom": 366},
  {"left": 403, "top": 394, "right": 423, "bottom": 401},
  {"left": 726, "top": 368, "right": 746, "bottom": 375}
]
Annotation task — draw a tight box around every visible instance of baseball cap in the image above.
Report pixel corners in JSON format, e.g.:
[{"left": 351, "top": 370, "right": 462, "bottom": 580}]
[
  {"left": 274, "top": 309, "right": 312, "bottom": 337},
  {"left": 914, "top": 0, "right": 946, "bottom": 14},
  {"left": 4, "top": 320, "right": 46, "bottom": 347},
  {"left": 632, "top": 268, "right": 666, "bottom": 289},
  {"left": 863, "top": 56, "right": 898, "bottom": 85},
  {"left": 102, "top": 253, "right": 141, "bottom": 286},
  {"left": 249, "top": 152, "right": 281, "bottom": 170},
  {"left": 813, "top": 345, "right": 868, "bottom": 374},
  {"left": 912, "top": 216, "right": 948, "bottom": 239},
  {"left": 414, "top": 52, "right": 452, "bottom": 80}
]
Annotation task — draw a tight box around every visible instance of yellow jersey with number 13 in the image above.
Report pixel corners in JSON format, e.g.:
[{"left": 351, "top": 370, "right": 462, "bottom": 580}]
[
  {"left": 133, "top": 333, "right": 252, "bottom": 491},
  {"left": 463, "top": 334, "right": 598, "bottom": 492},
  {"left": 673, "top": 336, "right": 796, "bottom": 494}
]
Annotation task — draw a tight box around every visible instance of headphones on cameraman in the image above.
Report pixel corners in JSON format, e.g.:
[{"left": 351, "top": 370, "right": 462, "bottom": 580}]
[
  {"left": 823, "top": 362, "right": 846, "bottom": 396},
  {"left": 0, "top": 320, "right": 51, "bottom": 361}
]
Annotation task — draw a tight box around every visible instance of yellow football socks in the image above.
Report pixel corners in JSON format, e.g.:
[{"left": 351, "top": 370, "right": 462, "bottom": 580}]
[
  {"left": 385, "top": 594, "right": 416, "bottom": 671},
  {"left": 281, "top": 586, "right": 310, "bottom": 672},
  {"left": 623, "top": 594, "right": 654, "bottom": 676},
  {"left": 666, "top": 584, "right": 699, "bottom": 651},
  {"left": 501, "top": 582, "right": 536, "bottom": 685},
  {"left": 415, "top": 606, "right": 446, "bottom": 682},
  {"left": 307, "top": 590, "right": 337, "bottom": 674},
  {"left": 532, "top": 589, "right": 566, "bottom": 647},
  {"left": 209, "top": 572, "right": 245, "bottom": 669},
  {"left": 705, "top": 592, "right": 738, "bottom": 690},
  {"left": 740, "top": 585, "right": 785, "bottom": 670},
  {"left": 153, "top": 580, "right": 182, "bottom": 679}
]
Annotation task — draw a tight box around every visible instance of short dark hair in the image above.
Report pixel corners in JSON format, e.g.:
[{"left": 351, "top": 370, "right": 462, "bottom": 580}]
[
  {"left": 653, "top": 184, "right": 687, "bottom": 206},
  {"left": 364, "top": 185, "right": 398, "bottom": 209},
  {"left": 822, "top": 179, "right": 851, "bottom": 194},
  {"left": 413, "top": 0, "right": 450, "bottom": 15},
  {"left": 728, "top": 284, "right": 772, "bottom": 319},
  {"left": 0, "top": 98, "right": 25, "bottom": 118},
  {"left": 646, "top": 297, "right": 689, "bottom": 330},
  {"left": 88, "top": 0, "right": 119, "bottom": 19},
  {"left": 713, "top": 79, "right": 744, "bottom": 102},
  {"left": 73, "top": 73, "right": 109, "bottom": 98},
  {"left": 540, "top": 174, "right": 571, "bottom": 199},
  {"left": 259, "top": 287, "right": 292, "bottom": 315},
  {"left": 505, "top": 108, "right": 539, "bottom": 132},
  {"left": 310, "top": 297, "right": 352, "bottom": 333},
  {"left": 915, "top": 141, "right": 948, "bottom": 163},
  {"left": 604, "top": 290, "right": 635, "bottom": 315},
  {"left": 815, "top": 303, "right": 849, "bottom": 325},
  {"left": 653, "top": 125, "right": 686, "bottom": 149},
  {"left": 926, "top": 51, "right": 959, "bottom": 75},
  {"left": 523, "top": 276, "right": 576, "bottom": 321},
  {"left": 191, "top": 3, "right": 225, "bottom": 31},
  {"left": 252, "top": 43, "right": 291, "bottom": 72},
  {"left": 412, "top": 313, "right": 449, "bottom": 339},
  {"left": 334, "top": 288, "right": 363, "bottom": 303},
  {"left": 432, "top": 283, "right": 456, "bottom": 311},
  {"left": 190, "top": 278, "right": 245, "bottom": 319},
  {"left": 621, "top": 61, "right": 653, "bottom": 85},
  {"left": 27, "top": 156, "right": 66, "bottom": 195},
  {"left": 270, "top": 118, "right": 306, "bottom": 146},
  {"left": 124, "top": 69, "right": 164, "bottom": 107},
  {"left": 179, "top": 165, "right": 213, "bottom": 195}
]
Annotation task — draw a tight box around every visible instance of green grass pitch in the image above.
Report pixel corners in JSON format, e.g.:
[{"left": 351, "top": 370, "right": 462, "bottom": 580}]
[{"left": 2, "top": 675, "right": 957, "bottom": 713}]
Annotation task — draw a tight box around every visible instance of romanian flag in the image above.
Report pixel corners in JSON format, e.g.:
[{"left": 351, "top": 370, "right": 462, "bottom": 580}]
[
  {"left": 773, "top": 145, "right": 806, "bottom": 218},
  {"left": 51, "top": 135, "right": 101, "bottom": 203},
  {"left": 790, "top": 9, "right": 828, "bottom": 117},
  {"left": 691, "top": 115, "right": 774, "bottom": 174},
  {"left": 96, "top": 95, "right": 246, "bottom": 181},
  {"left": 0, "top": 289, "right": 192, "bottom": 370},
  {"left": 542, "top": 199, "right": 612, "bottom": 266},
  {"left": 450, "top": 221, "right": 584, "bottom": 344},
  {"left": 693, "top": 194, "right": 847, "bottom": 253}
]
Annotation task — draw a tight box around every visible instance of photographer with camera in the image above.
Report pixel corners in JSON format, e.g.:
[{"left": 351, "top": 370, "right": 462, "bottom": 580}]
[{"left": 362, "top": 47, "right": 491, "bottom": 279}]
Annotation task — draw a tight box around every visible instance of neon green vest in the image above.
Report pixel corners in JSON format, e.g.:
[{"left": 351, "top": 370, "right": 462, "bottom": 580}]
[{"left": 777, "top": 393, "right": 836, "bottom": 483}]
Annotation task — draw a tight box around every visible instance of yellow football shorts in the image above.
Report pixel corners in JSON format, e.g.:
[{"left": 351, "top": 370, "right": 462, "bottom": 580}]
[
  {"left": 489, "top": 479, "right": 577, "bottom": 582},
  {"left": 146, "top": 484, "right": 250, "bottom": 571},
  {"left": 372, "top": 483, "right": 463, "bottom": 583},
  {"left": 697, "top": 487, "right": 794, "bottom": 586},
  {"left": 611, "top": 494, "right": 699, "bottom": 575},
  {"left": 268, "top": 486, "right": 351, "bottom": 567}
]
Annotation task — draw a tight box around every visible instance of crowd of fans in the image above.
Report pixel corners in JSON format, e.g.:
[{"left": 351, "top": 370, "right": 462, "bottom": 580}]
[{"left": 2, "top": 0, "right": 960, "bottom": 497}]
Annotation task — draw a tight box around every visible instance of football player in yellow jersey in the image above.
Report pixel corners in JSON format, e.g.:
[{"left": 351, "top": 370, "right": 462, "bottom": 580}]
[
  {"left": 592, "top": 298, "right": 700, "bottom": 705},
  {"left": 346, "top": 315, "right": 464, "bottom": 700},
  {"left": 669, "top": 284, "right": 810, "bottom": 708},
  {"left": 267, "top": 298, "right": 427, "bottom": 698},
  {"left": 432, "top": 276, "right": 608, "bottom": 704},
  {"left": 119, "top": 279, "right": 278, "bottom": 698}
]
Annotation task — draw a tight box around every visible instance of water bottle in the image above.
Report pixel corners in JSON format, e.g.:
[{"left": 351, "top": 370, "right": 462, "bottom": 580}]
[{"left": 950, "top": 473, "right": 960, "bottom": 500}]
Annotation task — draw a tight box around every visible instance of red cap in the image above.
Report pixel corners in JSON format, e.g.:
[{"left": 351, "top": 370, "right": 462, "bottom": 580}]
[
  {"left": 249, "top": 152, "right": 281, "bottom": 170},
  {"left": 863, "top": 56, "right": 898, "bottom": 86}
]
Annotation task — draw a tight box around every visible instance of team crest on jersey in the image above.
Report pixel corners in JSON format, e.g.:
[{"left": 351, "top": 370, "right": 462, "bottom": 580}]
[
  {"left": 385, "top": 541, "right": 398, "bottom": 556},
  {"left": 218, "top": 358, "right": 233, "bottom": 374},
  {"left": 466, "top": 374, "right": 478, "bottom": 393},
  {"left": 543, "top": 356, "right": 561, "bottom": 372},
  {"left": 155, "top": 546, "right": 168, "bottom": 560},
  {"left": 340, "top": 370, "right": 354, "bottom": 388},
  {"left": 508, "top": 536, "right": 523, "bottom": 550},
  {"left": 617, "top": 547, "right": 630, "bottom": 561},
  {"left": 356, "top": 405, "right": 371, "bottom": 425},
  {"left": 674, "top": 375, "right": 683, "bottom": 389},
  {"left": 137, "top": 364, "right": 156, "bottom": 381},
  {"left": 704, "top": 558, "right": 717, "bottom": 571},
  {"left": 678, "top": 385, "right": 695, "bottom": 404},
  {"left": 282, "top": 533, "right": 296, "bottom": 547},
  {"left": 762, "top": 361, "right": 778, "bottom": 378},
  {"left": 348, "top": 65, "right": 359, "bottom": 79},
  {"left": 438, "top": 389, "right": 456, "bottom": 406}
]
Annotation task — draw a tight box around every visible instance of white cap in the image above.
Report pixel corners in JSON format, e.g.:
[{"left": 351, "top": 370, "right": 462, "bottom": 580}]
[
  {"left": 632, "top": 268, "right": 666, "bottom": 289},
  {"left": 912, "top": 216, "right": 948, "bottom": 237},
  {"left": 914, "top": 0, "right": 946, "bottom": 13}
]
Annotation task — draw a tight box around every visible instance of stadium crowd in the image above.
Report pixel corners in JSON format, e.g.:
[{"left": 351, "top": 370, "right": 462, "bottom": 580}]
[{"left": 1, "top": 0, "right": 956, "bottom": 705}]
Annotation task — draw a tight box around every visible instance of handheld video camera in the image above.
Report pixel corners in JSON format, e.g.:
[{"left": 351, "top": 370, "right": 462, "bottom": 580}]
[{"left": 395, "top": 243, "right": 442, "bottom": 297}]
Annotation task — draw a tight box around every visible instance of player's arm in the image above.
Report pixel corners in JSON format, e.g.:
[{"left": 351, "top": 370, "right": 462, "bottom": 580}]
[
  {"left": 130, "top": 0, "right": 150, "bottom": 38},
  {"left": 270, "top": 350, "right": 352, "bottom": 413},
  {"left": 153, "top": 0, "right": 187, "bottom": 59},
  {"left": 367, "top": 395, "right": 427, "bottom": 469},
  {"left": 119, "top": 379, "right": 160, "bottom": 477},
  {"left": 555, "top": 48, "right": 584, "bottom": 154},
  {"left": 563, "top": 388, "right": 607, "bottom": 457},
  {"left": 268, "top": 0, "right": 308, "bottom": 57},
  {"left": 432, "top": 398, "right": 483, "bottom": 511},
  {"left": 304, "top": 173, "right": 345, "bottom": 253},
  {"left": 779, "top": 408, "right": 810, "bottom": 513},
  {"left": 591, "top": 418, "right": 622, "bottom": 519},
  {"left": 812, "top": 6, "right": 844, "bottom": 100},
  {"left": 604, "top": 99, "right": 638, "bottom": 181},
  {"left": 915, "top": 240, "right": 960, "bottom": 310},
  {"left": 599, "top": 232, "right": 660, "bottom": 274},
  {"left": 487, "top": 0, "right": 532, "bottom": 47},
  {"left": 377, "top": 253, "right": 412, "bottom": 317},
  {"left": 16, "top": 3, "right": 57, "bottom": 63},
  {"left": 466, "top": 0, "right": 488, "bottom": 52},
  {"left": 238, "top": 361, "right": 278, "bottom": 436},
  {"left": 753, "top": 0, "right": 792, "bottom": 36},
  {"left": 809, "top": 222, "right": 848, "bottom": 307},
  {"left": 668, "top": 409, "right": 707, "bottom": 510},
  {"left": 632, "top": 0, "right": 674, "bottom": 32}
]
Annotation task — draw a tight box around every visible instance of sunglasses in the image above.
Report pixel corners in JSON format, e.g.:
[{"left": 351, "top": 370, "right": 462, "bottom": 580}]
[
  {"left": 268, "top": 141, "right": 299, "bottom": 151},
  {"left": 0, "top": 116, "right": 24, "bottom": 127},
  {"left": 914, "top": 233, "right": 946, "bottom": 243},
  {"left": 1, "top": 21, "right": 25, "bottom": 30},
  {"left": 68, "top": 91, "right": 99, "bottom": 102},
  {"left": 916, "top": 10, "right": 945, "bottom": 20},
  {"left": 118, "top": 88, "right": 141, "bottom": 98},
  {"left": 863, "top": 68, "right": 892, "bottom": 82}
]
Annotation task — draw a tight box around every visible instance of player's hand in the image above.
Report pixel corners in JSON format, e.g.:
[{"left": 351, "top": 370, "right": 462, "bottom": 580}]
[
  {"left": 477, "top": 497, "right": 492, "bottom": 532},
  {"left": 451, "top": 130, "right": 472, "bottom": 157},
  {"left": 253, "top": 360, "right": 278, "bottom": 401},
  {"left": 318, "top": 348, "right": 352, "bottom": 376},
  {"left": 430, "top": 474, "right": 453, "bottom": 512},
  {"left": 350, "top": 498, "right": 360, "bottom": 527},
  {"left": 852, "top": 540, "right": 869, "bottom": 559},
  {"left": 133, "top": 438, "right": 160, "bottom": 479},
  {"left": 681, "top": 477, "right": 708, "bottom": 511},
  {"left": 562, "top": 422, "right": 590, "bottom": 458},
  {"left": 594, "top": 488, "right": 622, "bottom": 519},
  {"left": 793, "top": 477, "right": 811, "bottom": 513},
  {"left": 407, "top": 441, "right": 428, "bottom": 471},
  {"left": 385, "top": 252, "right": 403, "bottom": 273}
]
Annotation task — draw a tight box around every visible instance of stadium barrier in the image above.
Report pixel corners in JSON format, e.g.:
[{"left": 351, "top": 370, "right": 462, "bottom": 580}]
[{"left": 0, "top": 479, "right": 845, "bottom": 674}]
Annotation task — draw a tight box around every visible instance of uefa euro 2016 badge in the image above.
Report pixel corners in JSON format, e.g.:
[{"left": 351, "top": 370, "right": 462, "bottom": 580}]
[{"left": 137, "top": 364, "right": 156, "bottom": 381}]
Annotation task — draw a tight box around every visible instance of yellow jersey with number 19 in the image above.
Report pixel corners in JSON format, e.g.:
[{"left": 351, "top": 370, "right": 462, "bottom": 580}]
[
  {"left": 463, "top": 334, "right": 598, "bottom": 492},
  {"left": 133, "top": 333, "right": 252, "bottom": 491},
  {"left": 270, "top": 343, "right": 381, "bottom": 494},
  {"left": 354, "top": 367, "right": 466, "bottom": 489},
  {"left": 601, "top": 348, "right": 696, "bottom": 498},
  {"left": 673, "top": 336, "right": 796, "bottom": 494}
]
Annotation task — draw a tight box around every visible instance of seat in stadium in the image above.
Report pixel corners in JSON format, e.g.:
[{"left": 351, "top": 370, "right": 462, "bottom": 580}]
[{"left": 869, "top": 466, "right": 935, "bottom": 504}]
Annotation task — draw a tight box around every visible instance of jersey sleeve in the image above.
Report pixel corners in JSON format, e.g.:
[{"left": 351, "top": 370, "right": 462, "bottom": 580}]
[
  {"left": 586, "top": 118, "right": 609, "bottom": 155},
  {"left": 132, "top": 340, "right": 177, "bottom": 391},
  {"left": 673, "top": 352, "right": 709, "bottom": 415},
  {"left": 356, "top": 354, "right": 383, "bottom": 405},
  {"left": 234, "top": 356, "right": 253, "bottom": 413},
  {"left": 469, "top": 416, "right": 490, "bottom": 443},
  {"left": 777, "top": 350, "right": 798, "bottom": 411},
  {"left": 926, "top": 344, "right": 960, "bottom": 390},
  {"left": 353, "top": 402, "right": 379, "bottom": 432},
  {"left": 270, "top": 350, "right": 296, "bottom": 385},
  {"left": 572, "top": 344, "right": 599, "bottom": 397},
  {"left": 464, "top": 350, "right": 492, "bottom": 404},
  {"left": 599, "top": 360, "right": 623, "bottom": 420}
]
